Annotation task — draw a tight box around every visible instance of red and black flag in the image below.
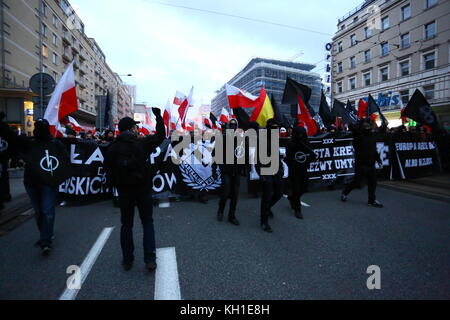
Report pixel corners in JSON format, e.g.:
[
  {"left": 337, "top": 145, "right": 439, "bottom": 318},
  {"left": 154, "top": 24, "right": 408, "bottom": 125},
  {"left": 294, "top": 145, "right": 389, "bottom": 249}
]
[
  {"left": 232, "top": 107, "right": 250, "bottom": 130},
  {"left": 367, "top": 94, "right": 388, "bottom": 125},
  {"left": 270, "top": 94, "right": 284, "bottom": 124},
  {"left": 403, "top": 89, "right": 439, "bottom": 129}
]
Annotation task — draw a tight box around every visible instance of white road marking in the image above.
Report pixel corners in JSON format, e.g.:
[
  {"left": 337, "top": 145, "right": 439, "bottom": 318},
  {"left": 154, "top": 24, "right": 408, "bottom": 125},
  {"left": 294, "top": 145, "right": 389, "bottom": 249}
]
[
  {"left": 301, "top": 202, "right": 311, "bottom": 207},
  {"left": 154, "top": 247, "right": 181, "bottom": 300},
  {"left": 59, "top": 227, "right": 114, "bottom": 300},
  {"left": 159, "top": 201, "right": 171, "bottom": 208}
]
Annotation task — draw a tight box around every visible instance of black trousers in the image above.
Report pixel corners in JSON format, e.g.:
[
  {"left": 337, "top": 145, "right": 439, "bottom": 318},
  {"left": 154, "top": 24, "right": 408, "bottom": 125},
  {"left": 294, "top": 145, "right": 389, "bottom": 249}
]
[
  {"left": 260, "top": 175, "right": 283, "bottom": 222},
  {"left": 288, "top": 170, "right": 308, "bottom": 212},
  {"left": 343, "top": 164, "right": 377, "bottom": 203},
  {"left": 218, "top": 174, "right": 240, "bottom": 217},
  {"left": 0, "top": 159, "right": 10, "bottom": 202},
  {"left": 118, "top": 188, "right": 156, "bottom": 264}
]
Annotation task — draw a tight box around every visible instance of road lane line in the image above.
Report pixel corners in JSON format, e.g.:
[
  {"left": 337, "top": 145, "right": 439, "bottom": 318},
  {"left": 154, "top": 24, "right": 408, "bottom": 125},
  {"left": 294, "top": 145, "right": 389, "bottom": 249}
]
[
  {"left": 301, "top": 202, "right": 311, "bottom": 207},
  {"left": 154, "top": 247, "right": 181, "bottom": 300},
  {"left": 59, "top": 227, "right": 114, "bottom": 300}
]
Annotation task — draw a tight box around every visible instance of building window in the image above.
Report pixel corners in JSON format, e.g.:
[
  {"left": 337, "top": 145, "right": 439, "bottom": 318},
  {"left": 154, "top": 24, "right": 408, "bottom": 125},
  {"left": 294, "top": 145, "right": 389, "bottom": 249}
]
[
  {"left": 382, "top": 16, "right": 389, "bottom": 30},
  {"left": 53, "top": 71, "right": 58, "bottom": 81},
  {"left": 52, "top": 53, "right": 57, "bottom": 65},
  {"left": 425, "top": 21, "right": 436, "bottom": 40},
  {"left": 42, "top": 65, "right": 47, "bottom": 73},
  {"left": 400, "top": 60, "right": 410, "bottom": 76},
  {"left": 364, "top": 50, "right": 371, "bottom": 63},
  {"left": 363, "top": 72, "right": 371, "bottom": 86},
  {"left": 41, "top": 2, "right": 47, "bottom": 16},
  {"left": 42, "top": 45, "right": 48, "bottom": 57},
  {"left": 401, "top": 33, "right": 410, "bottom": 49},
  {"left": 400, "top": 90, "right": 409, "bottom": 105},
  {"left": 52, "top": 33, "right": 58, "bottom": 46},
  {"left": 52, "top": 14, "right": 57, "bottom": 26},
  {"left": 338, "top": 62, "right": 343, "bottom": 73},
  {"left": 381, "top": 42, "right": 389, "bottom": 57},
  {"left": 380, "top": 66, "right": 389, "bottom": 81},
  {"left": 338, "top": 41, "right": 343, "bottom": 53},
  {"left": 337, "top": 81, "right": 343, "bottom": 93},
  {"left": 401, "top": 4, "right": 411, "bottom": 20},
  {"left": 350, "top": 56, "right": 356, "bottom": 69},
  {"left": 41, "top": 23, "right": 47, "bottom": 37},
  {"left": 350, "top": 34, "right": 357, "bottom": 46},
  {"left": 349, "top": 77, "right": 356, "bottom": 90},
  {"left": 423, "top": 85, "right": 435, "bottom": 100},
  {"left": 364, "top": 27, "right": 372, "bottom": 39},
  {"left": 426, "top": 0, "right": 437, "bottom": 8},
  {"left": 423, "top": 51, "right": 436, "bottom": 70}
]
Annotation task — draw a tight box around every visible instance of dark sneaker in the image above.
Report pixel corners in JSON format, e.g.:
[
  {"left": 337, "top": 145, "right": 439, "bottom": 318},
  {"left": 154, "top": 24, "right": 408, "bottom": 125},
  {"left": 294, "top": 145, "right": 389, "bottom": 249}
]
[
  {"left": 228, "top": 217, "right": 240, "bottom": 226},
  {"left": 41, "top": 246, "right": 52, "bottom": 256},
  {"left": 341, "top": 193, "right": 348, "bottom": 202},
  {"left": 122, "top": 260, "right": 134, "bottom": 271},
  {"left": 369, "top": 200, "right": 384, "bottom": 208},
  {"left": 295, "top": 211, "right": 304, "bottom": 220},
  {"left": 217, "top": 211, "right": 224, "bottom": 222},
  {"left": 261, "top": 222, "right": 273, "bottom": 233},
  {"left": 146, "top": 261, "right": 157, "bottom": 271}
]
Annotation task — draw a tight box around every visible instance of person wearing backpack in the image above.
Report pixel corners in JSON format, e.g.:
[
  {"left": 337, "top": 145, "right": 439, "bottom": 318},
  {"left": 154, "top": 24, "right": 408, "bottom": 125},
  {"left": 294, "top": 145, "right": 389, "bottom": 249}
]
[{"left": 105, "top": 108, "right": 165, "bottom": 272}]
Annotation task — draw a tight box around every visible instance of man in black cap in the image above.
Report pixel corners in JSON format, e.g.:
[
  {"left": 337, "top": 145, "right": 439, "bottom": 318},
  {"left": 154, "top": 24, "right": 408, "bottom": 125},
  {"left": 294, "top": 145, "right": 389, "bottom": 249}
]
[{"left": 105, "top": 109, "right": 165, "bottom": 271}]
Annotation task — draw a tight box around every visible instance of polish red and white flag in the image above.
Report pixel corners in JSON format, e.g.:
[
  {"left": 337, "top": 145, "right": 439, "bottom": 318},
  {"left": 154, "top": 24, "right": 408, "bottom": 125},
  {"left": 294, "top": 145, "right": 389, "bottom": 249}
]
[
  {"left": 219, "top": 107, "right": 231, "bottom": 124},
  {"left": 175, "top": 87, "right": 194, "bottom": 129},
  {"left": 44, "top": 61, "right": 78, "bottom": 136},
  {"left": 226, "top": 84, "right": 259, "bottom": 109}
]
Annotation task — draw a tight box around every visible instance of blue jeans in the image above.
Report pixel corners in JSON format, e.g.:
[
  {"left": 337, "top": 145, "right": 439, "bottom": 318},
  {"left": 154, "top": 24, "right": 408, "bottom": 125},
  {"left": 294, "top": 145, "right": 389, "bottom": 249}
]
[
  {"left": 25, "top": 184, "right": 57, "bottom": 248},
  {"left": 118, "top": 189, "right": 156, "bottom": 263}
]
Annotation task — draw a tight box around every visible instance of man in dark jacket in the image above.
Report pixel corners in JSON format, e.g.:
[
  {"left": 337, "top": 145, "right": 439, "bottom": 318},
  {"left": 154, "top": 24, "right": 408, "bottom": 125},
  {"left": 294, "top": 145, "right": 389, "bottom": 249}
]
[
  {"left": 105, "top": 108, "right": 165, "bottom": 271},
  {"left": 257, "top": 119, "right": 284, "bottom": 233},
  {"left": 285, "top": 126, "right": 317, "bottom": 219},
  {"left": 341, "top": 120, "right": 384, "bottom": 208},
  {"left": 216, "top": 118, "right": 244, "bottom": 226}
]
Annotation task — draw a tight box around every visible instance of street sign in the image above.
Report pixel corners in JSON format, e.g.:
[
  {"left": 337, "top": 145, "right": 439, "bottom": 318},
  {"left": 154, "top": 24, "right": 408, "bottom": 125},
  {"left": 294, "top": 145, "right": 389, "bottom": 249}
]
[{"left": 29, "top": 73, "right": 56, "bottom": 96}]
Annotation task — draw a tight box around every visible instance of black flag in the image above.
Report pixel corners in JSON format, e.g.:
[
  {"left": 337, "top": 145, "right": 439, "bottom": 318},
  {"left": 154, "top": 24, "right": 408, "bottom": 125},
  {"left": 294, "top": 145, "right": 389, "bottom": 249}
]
[
  {"left": 104, "top": 91, "right": 113, "bottom": 130},
  {"left": 346, "top": 100, "right": 357, "bottom": 114},
  {"left": 333, "top": 99, "right": 357, "bottom": 125},
  {"left": 210, "top": 112, "right": 218, "bottom": 127},
  {"left": 271, "top": 95, "right": 284, "bottom": 124},
  {"left": 319, "top": 91, "right": 334, "bottom": 127},
  {"left": 403, "top": 89, "right": 439, "bottom": 128},
  {"left": 232, "top": 107, "right": 250, "bottom": 130}
]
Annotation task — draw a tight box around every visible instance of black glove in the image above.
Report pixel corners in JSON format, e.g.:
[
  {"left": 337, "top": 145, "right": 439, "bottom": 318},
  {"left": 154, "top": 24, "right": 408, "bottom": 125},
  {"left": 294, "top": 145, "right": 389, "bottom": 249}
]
[{"left": 152, "top": 107, "right": 162, "bottom": 118}]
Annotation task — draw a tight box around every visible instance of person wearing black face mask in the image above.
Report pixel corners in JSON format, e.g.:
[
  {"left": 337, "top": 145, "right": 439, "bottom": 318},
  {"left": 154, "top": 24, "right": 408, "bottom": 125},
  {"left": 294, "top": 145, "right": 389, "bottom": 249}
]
[
  {"left": 216, "top": 119, "right": 242, "bottom": 225},
  {"left": 341, "top": 120, "right": 384, "bottom": 208},
  {"left": 257, "top": 119, "right": 284, "bottom": 233},
  {"left": 285, "top": 126, "right": 317, "bottom": 219}
]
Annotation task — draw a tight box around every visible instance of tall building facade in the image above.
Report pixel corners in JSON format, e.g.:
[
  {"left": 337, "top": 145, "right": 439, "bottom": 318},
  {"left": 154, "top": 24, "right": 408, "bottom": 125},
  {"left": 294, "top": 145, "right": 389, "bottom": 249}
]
[
  {"left": 211, "top": 58, "right": 322, "bottom": 124},
  {"left": 0, "top": 0, "right": 134, "bottom": 134},
  {"left": 331, "top": 0, "right": 450, "bottom": 129}
]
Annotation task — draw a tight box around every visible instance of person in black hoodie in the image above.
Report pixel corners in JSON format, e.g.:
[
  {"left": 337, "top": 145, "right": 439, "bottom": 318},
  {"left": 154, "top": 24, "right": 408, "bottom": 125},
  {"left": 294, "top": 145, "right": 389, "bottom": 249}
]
[
  {"left": 257, "top": 119, "right": 284, "bottom": 233},
  {"left": 17, "top": 118, "right": 70, "bottom": 255},
  {"left": 105, "top": 108, "right": 165, "bottom": 271},
  {"left": 285, "top": 126, "right": 317, "bottom": 219},
  {"left": 216, "top": 118, "right": 244, "bottom": 226},
  {"left": 341, "top": 120, "right": 384, "bottom": 208},
  {"left": 0, "top": 112, "right": 13, "bottom": 210}
]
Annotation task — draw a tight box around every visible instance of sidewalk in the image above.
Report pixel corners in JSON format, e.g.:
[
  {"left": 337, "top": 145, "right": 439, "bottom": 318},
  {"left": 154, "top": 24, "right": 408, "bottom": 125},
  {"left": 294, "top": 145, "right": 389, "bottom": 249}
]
[
  {"left": 379, "top": 173, "right": 450, "bottom": 203},
  {"left": 0, "top": 169, "right": 33, "bottom": 236}
]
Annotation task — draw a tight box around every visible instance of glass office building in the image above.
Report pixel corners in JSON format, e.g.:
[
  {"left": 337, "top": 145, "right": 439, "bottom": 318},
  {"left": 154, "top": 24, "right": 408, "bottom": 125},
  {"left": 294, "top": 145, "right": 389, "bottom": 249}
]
[{"left": 211, "top": 58, "right": 322, "bottom": 125}]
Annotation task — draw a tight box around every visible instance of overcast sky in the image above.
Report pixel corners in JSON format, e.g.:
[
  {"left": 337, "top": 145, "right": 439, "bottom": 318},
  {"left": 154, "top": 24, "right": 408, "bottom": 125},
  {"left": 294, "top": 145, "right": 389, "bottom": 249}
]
[{"left": 71, "top": 0, "right": 362, "bottom": 108}]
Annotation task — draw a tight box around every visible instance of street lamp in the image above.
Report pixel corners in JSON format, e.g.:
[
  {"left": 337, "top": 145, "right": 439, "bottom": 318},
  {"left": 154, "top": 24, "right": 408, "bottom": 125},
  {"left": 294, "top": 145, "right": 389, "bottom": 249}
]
[{"left": 118, "top": 74, "right": 133, "bottom": 77}]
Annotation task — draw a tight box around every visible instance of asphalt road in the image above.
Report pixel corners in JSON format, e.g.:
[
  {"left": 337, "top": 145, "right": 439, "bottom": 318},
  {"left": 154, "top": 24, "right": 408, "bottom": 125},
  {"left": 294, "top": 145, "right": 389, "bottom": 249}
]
[{"left": 0, "top": 186, "right": 449, "bottom": 300}]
